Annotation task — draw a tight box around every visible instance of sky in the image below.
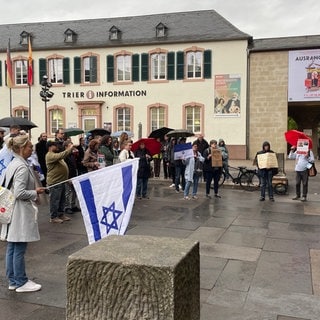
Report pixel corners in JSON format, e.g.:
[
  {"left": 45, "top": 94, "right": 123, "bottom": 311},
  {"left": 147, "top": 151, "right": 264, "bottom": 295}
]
[{"left": 0, "top": 0, "right": 319, "bottom": 39}]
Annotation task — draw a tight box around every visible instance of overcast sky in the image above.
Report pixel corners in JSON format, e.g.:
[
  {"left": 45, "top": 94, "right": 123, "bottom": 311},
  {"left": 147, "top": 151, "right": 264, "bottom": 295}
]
[{"left": 1, "top": 0, "right": 319, "bottom": 39}]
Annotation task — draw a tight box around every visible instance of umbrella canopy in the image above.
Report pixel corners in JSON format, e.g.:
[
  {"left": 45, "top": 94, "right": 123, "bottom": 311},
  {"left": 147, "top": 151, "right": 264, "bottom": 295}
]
[
  {"left": 131, "top": 138, "right": 162, "bottom": 156},
  {"left": 166, "top": 129, "right": 194, "bottom": 139},
  {"left": 0, "top": 117, "right": 37, "bottom": 130},
  {"left": 111, "top": 130, "right": 134, "bottom": 138},
  {"left": 88, "top": 128, "right": 111, "bottom": 137},
  {"left": 64, "top": 127, "right": 84, "bottom": 137},
  {"left": 148, "top": 127, "right": 173, "bottom": 140},
  {"left": 285, "top": 130, "right": 313, "bottom": 149}
]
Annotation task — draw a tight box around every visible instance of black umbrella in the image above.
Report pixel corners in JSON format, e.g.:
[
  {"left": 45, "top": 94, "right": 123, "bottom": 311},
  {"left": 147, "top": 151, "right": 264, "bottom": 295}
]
[
  {"left": 148, "top": 127, "right": 173, "bottom": 140},
  {"left": 166, "top": 129, "right": 194, "bottom": 139},
  {"left": 0, "top": 117, "right": 37, "bottom": 130},
  {"left": 64, "top": 127, "right": 84, "bottom": 137},
  {"left": 88, "top": 128, "right": 111, "bottom": 137}
]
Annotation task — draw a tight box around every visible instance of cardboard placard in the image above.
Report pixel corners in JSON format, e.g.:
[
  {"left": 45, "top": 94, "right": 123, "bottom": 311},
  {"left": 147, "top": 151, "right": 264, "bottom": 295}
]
[
  {"left": 211, "top": 149, "right": 222, "bottom": 167},
  {"left": 257, "top": 152, "right": 278, "bottom": 169}
]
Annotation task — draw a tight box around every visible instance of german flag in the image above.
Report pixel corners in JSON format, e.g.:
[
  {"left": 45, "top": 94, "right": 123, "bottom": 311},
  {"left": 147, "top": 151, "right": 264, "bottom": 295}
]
[
  {"left": 6, "top": 39, "right": 13, "bottom": 88},
  {"left": 27, "top": 36, "right": 33, "bottom": 86}
]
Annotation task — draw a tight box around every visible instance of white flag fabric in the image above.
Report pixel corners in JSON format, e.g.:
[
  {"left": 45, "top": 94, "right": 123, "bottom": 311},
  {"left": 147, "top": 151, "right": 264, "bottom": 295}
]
[
  {"left": 0, "top": 144, "right": 14, "bottom": 181},
  {"left": 174, "top": 142, "right": 193, "bottom": 160},
  {"left": 72, "top": 158, "right": 139, "bottom": 244}
]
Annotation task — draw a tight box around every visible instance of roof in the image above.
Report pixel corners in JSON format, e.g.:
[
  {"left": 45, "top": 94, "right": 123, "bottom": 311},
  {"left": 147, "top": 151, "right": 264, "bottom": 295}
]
[
  {"left": 0, "top": 10, "right": 251, "bottom": 53},
  {"left": 250, "top": 35, "right": 320, "bottom": 52}
]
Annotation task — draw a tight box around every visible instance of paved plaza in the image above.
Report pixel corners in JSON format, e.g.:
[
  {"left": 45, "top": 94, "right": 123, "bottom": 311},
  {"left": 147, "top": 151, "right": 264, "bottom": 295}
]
[{"left": 0, "top": 160, "right": 320, "bottom": 319}]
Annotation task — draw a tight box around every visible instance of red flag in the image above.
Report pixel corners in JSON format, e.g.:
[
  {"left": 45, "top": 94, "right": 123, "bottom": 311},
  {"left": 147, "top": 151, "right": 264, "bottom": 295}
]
[
  {"left": 27, "top": 36, "right": 33, "bottom": 86},
  {"left": 6, "top": 39, "right": 13, "bottom": 88}
]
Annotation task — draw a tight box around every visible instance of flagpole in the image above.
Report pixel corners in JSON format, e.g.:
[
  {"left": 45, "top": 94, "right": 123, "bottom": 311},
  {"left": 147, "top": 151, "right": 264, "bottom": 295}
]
[
  {"left": 9, "top": 88, "right": 12, "bottom": 117},
  {"left": 28, "top": 35, "right": 33, "bottom": 134}
]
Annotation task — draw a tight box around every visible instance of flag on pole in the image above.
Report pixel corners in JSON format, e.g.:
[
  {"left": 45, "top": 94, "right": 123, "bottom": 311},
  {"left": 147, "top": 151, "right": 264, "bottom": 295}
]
[
  {"left": 72, "top": 158, "right": 139, "bottom": 244},
  {"left": 174, "top": 142, "right": 193, "bottom": 160},
  {"left": 6, "top": 39, "right": 13, "bottom": 88},
  {"left": 27, "top": 36, "right": 33, "bottom": 86}
]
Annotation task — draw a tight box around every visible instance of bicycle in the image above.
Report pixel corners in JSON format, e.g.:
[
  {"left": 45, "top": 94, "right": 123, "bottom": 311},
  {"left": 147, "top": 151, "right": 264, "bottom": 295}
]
[{"left": 211, "top": 165, "right": 260, "bottom": 191}]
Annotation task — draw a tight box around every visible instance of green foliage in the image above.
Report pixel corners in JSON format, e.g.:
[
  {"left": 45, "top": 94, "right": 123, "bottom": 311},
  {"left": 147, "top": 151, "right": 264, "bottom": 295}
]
[{"left": 288, "top": 117, "right": 298, "bottom": 130}]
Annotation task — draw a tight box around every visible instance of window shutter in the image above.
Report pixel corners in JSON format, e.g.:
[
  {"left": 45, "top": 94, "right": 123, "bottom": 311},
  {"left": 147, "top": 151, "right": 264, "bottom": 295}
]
[
  {"left": 0, "top": 61, "right": 2, "bottom": 86},
  {"left": 203, "top": 50, "right": 212, "bottom": 79},
  {"left": 167, "top": 52, "right": 175, "bottom": 80},
  {"left": 90, "top": 56, "right": 97, "bottom": 83},
  {"left": 39, "top": 58, "right": 47, "bottom": 84},
  {"left": 63, "top": 58, "right": 70, "bottom": 84},
  {"left": 176, "top": 51, "right": 184, "bottom": 80},
  {"left": 107, "top": 55, "right": 114, "bottom": 83},
  {"left": 74, "top": 57, "right": 81, "bottom": 84},
  {"left": 141, "top": 53, "right": 149, "bottom": 81},
  {"left": 132, "top": 54, "right": 140, "bottom": 82}
]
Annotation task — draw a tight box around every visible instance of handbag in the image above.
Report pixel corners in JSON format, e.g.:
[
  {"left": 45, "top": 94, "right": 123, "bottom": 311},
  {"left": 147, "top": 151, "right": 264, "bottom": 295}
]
[
  {"left": 308, "top": 163, "right": 317, "bottom": 177},
  {"left": 0, "top": 175, "right": 15, "bottom": 224}
]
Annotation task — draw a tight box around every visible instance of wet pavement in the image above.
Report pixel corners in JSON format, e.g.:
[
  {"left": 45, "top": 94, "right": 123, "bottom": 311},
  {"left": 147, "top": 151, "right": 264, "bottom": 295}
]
[{"left": 1, "top": 160, "right": 320, "bottom": 319}]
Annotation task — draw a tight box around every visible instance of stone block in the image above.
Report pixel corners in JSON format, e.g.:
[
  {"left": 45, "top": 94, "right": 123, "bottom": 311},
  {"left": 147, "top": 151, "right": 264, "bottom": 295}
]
[{"left": 66, "top": 235, "right": 200, "bottom": 320}]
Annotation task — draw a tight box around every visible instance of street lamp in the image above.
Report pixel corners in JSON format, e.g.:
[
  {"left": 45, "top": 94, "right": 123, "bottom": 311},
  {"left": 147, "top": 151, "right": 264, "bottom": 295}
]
[{"left": 39, "top": 75, "right": 54, "bottom": 133}]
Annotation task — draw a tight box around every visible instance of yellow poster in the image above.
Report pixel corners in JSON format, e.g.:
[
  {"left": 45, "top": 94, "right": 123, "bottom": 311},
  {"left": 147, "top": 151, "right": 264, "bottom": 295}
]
[{"left": 211, "top": 149, "right": 222, "bottom": 167}]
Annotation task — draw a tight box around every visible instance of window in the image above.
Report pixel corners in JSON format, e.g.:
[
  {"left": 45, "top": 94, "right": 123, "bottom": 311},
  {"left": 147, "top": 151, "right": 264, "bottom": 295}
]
[
  {"left": 83, "top": 56, "right": 98, "bottom": 83},
  {"left": 116, "top": 107, "right": 131, "bottom": 131},
  {"left": 14, "top": 109, "right": 28, "bottom": 119},
  {"left": 151, "top": 53, "right": 166, "bottom": 80},
  {"left": 185, "top": 105, "right": 201, "bottom": 133},
  {"left": 150, "top": 106, "right": 165, "bottom": 131},
  {"left": 116, "top": 55, "right": 131, "bottom": 82},
  {"left": 48, "top": 58, "right": 63, "bottom": 83},
  {"left": 15, "top": 60, "right": 28, "bottom": 85},
  {"left": 186, "top": 51, "right": 202, "bottom": 79},
  {"left": 49, "top": 109, "right": 64, "bottom": 135}
]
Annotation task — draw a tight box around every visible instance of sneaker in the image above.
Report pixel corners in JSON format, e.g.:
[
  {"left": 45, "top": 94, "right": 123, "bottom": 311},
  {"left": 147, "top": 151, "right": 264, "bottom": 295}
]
[
  {"left": 215, "top": 194, "right": 221, "bottom": 198},
  {"left": 269, "top": 198, "right": 275, "bottom": 202},
  {"left": 292, "top": 196, "right": 300, "bottom": 200},
  {"left": 206, "top": 194, "right": 211, "bottom": 199},
  {"left": 192, "top": 195, "right": 198, "bottom": 199},
  {"left": 259, "top": 197, "right": 265, "bottom": 201},
  {"left": 169, "top": 184, "right": 175, "bottom": 188},
  {"left": 301, "top": 197, "right": 307, "bottom": 202},
  {"left": 50, "top": 217, "right": 64, "bottom": 223},
  {"left": 59, "top": 214, "right": 71, "bottom": 221},
  {"left": 179, "top": 184, "right": 182, "bottom": 190},
  {"left": 16, "top": 280, "right": 41, "bottom": 293},
  {"left": 8, "top": 285, "right": 17, "bottom": 290},
  {"left": 183, "top": 196, "right": 190, "bottom": 200},
  {"left": 175, "top": 190, "right": 180, "bottom": 193}
]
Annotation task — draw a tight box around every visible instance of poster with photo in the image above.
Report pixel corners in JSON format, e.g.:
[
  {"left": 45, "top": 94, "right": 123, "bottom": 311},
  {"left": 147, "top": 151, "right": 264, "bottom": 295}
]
[
  {"left": 296, "top": 139, "right": 309, "bottom": 155},
  {"left": 214, "top": 74, "right": 241, "bottom": 117}
]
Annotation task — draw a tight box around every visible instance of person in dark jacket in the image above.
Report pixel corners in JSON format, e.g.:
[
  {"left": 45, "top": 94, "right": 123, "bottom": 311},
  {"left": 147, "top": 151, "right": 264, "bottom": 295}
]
[
  {"left": 134, "top": 142, "right": 152, "bottom": 199},
  {"left": 254, "top": 141, "right": 276, "bottom": 202},
  {"left": 35, "top": 133, "right": 48, "bottom": 186}
]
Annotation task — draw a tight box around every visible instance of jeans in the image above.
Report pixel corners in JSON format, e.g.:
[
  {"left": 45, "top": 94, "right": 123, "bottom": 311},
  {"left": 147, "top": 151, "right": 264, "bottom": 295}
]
[
  {"left": 136, "top": 177, "right": 149, "bottom": 197},
  {"left": 184, "top": 174, "right": 200, "bottom": 197},
  {"left": 65, "top": 182, "right": 77, "bottom": 210},
  {"left": 49, "top": 183, "right": 66, "bottom": 219},
  {"left": 260, "top": 169, "right": 274, "bottom": 199},
  {"left": 295, "top": 170, "right": 308, "bottom": 197},
  {"left": 6, "top": 242, "right": 28, "bottom": 287},
  {"left": 205, "top": 169, "right": 221, "bottom": 195},
  {"left": 175, "top": 165, "right": 186, "bottom": 191}
]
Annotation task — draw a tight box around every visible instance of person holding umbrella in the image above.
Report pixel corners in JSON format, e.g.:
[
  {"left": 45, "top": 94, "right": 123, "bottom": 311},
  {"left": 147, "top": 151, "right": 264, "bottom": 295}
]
[{"left": 288, "top": 145, "right": 314, "bottom": 202}]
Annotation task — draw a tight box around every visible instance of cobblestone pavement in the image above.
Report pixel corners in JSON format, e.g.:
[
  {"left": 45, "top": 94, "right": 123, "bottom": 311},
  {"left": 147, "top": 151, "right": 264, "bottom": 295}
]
[{"left": 0, "top": 160, "right": 320, "bottom": 319}]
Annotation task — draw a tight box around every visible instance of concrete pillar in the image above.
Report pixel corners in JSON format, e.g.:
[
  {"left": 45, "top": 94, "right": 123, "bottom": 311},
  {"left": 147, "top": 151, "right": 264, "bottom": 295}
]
[{"left": 66, "top": 235, "right": 200, "bottom": 320}]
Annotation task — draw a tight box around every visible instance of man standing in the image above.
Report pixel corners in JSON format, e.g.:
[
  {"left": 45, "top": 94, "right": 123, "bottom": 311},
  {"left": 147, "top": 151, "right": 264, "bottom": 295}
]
[
  {"left": 35, "top": 132, "right": 48, "bottom": 186},
  {"left": 46, "top": 140, "right": 73, "bottom": 223}
]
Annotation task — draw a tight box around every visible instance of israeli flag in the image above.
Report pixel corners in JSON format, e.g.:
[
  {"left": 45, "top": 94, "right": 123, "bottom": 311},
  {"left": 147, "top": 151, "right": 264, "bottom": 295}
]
[
  {"left": 0, "top": 144, "right": 14, "bottom": 181},
  {"left": 174, "top": 142, "right": 193, "bottom": 160},
  {"left": 72, "top": 158, "right": 139, "bottom": 244}
]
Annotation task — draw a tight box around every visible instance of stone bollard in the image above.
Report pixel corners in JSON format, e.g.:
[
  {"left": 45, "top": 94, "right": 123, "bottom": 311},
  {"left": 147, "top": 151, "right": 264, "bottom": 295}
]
[{"left": 66, "top": 235, "right": 200, "bottom": 320}]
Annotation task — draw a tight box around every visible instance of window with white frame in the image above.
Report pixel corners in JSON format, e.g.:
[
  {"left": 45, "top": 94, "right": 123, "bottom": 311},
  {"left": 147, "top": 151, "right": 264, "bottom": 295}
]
[
  {"left": 150, "top": 106, "right": 165, "bottom": 131},
  {"left": 50, "top": 109, "right": 64, "bottom": 135},
  {"left": 116, "top": 55, "right": 131, "bottom": 82},
  {"left": 14, "top": 109, "right": 28, "bottom": 119},
  {"left": 186, "top": 51, "right": 202, "bottom": 79},
  {"left": 15, "top": 60, "right": 28, "bottom": 85},
  {"left": 83, "top": 56, "right": 98, "bottom": 83},
  {"left": 117, "top": 107, "right": 131, "bottom": 131},
  {"left": 185, "top": 106, "right": 201, "bottom": 133},
  {"left": 151, "top": 53, "right": 166, "bottom": 80},
  {"left": 48, "top": 58, "right": 63, "bottom": 83}
]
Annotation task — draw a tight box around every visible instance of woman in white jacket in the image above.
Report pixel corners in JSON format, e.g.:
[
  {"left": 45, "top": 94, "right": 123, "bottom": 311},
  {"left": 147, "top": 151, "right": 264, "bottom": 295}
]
[{"left": 2, "top": 135, "right": 45, "bottom": 292}]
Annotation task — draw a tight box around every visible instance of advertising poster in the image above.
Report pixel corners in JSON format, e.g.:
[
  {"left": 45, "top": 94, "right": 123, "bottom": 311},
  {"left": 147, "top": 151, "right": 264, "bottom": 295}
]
[
  {"left": 288, "top": 49, "right": 320, "bottom": 101},
  {"left": 214, "top": 74, "right": 241, "bottom": 117}
]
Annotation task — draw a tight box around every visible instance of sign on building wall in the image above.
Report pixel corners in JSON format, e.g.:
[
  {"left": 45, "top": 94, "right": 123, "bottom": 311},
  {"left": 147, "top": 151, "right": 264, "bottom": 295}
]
[
  {"left": 288, "top": 49, "right": 320, "bottom": 101},
  {"left": 214, "top": 74, "right": 241, "bottom": 117}
]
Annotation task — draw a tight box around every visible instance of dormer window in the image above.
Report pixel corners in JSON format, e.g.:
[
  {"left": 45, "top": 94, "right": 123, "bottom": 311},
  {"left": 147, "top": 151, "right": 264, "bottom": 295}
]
[
  {"left": 156, "top": 23, "right": 168, "bottom": 38},
  {"left": 64, "top": 28, "right": 77, "bottom": 43},
  {"left": 109, "top": 26, "right": 121, "bottom": 40},
  {"left": 20, "top": 31, "right": 30, "bottom": 45}
]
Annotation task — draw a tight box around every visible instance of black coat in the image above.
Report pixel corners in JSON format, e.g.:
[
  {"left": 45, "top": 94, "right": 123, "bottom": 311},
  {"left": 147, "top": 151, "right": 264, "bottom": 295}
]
[{"left": 134, "top": 148, "right": 152, "bottom": 178}]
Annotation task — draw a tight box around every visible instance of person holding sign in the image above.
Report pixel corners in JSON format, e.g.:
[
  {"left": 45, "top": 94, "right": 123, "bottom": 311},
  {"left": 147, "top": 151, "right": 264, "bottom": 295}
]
[
  {"left": 254, "top": 141, "right": 278, "bottom": 202},
  {"left": 288, "top": 141, "right": 314, "bottom": 202}
]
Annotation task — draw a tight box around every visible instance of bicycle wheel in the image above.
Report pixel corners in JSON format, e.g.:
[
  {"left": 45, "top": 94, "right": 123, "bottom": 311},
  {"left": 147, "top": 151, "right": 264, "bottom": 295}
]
[
  {"left": 240, "top": 172, "right": 260, "bottom": 191},
  {"left": 210, "top": 171, "right": 226, "bottom": 189}
]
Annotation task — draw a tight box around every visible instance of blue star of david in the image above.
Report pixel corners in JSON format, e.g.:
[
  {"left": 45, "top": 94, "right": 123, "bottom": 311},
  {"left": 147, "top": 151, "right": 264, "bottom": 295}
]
[
  {"left": 100, "top": 202, "right": 123, "bottom": 233},
  {"left": 0, "top": 159, "right": 7, "bottom": 176}
]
